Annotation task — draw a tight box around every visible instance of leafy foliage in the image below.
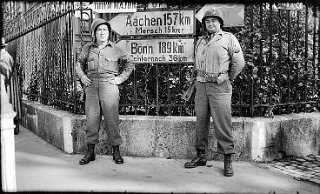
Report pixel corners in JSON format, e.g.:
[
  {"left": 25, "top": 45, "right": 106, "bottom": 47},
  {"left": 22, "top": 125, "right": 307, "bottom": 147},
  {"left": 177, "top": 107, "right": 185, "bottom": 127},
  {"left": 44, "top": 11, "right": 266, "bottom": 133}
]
[
  {"left": 228, "top": 3, "right": 319, "bottom": 116},
  {"left": 10, "top": 3, "right": 319, "bottom": 117},
  {"left": 119, "top": 3, "right": 319, "bottom": 117}
]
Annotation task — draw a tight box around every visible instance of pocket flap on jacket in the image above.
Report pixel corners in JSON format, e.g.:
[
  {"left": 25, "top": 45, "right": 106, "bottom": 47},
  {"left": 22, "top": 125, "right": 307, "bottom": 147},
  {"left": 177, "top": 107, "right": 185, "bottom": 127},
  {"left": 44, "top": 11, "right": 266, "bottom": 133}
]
[{"left": 105, "top": 56, "right": 118, "bottom": 62}]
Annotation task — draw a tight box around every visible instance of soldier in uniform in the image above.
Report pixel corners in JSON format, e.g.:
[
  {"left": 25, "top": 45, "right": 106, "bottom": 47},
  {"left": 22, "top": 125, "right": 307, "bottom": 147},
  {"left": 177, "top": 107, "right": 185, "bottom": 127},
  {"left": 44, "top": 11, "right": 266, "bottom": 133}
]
[
  {"left": 1, "top": 37, "right": 20, "bottom": 135},
  {"left": 0, "top": 37, "right": 13, "bottom": 92},
  {"left": 75, "top": 18, "right": 134, "bottom": 165},
  {"left": 184, "top": 9, "right": 245, "bottom": 177}
]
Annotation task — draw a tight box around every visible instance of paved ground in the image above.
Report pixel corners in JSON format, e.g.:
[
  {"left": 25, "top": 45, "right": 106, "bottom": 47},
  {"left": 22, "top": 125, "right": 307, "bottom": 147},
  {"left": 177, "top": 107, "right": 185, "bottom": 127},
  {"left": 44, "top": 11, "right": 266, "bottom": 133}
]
[
  {"left": 270, "top": 155, "right": 320, "bottom": 185},
  {"left": 15, "top": 125, "right": 320, "bottom": 193}
]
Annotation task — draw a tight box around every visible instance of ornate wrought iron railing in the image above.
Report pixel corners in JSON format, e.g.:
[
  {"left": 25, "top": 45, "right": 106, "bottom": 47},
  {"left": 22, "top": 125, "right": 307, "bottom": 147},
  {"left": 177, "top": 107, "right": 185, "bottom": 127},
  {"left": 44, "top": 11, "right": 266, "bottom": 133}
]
[
  {"left": 5, "top": 2, "right": 320, "bottom": 117},
  {"left": 6, "top": 2, "right": 78, "bottom": 113}
]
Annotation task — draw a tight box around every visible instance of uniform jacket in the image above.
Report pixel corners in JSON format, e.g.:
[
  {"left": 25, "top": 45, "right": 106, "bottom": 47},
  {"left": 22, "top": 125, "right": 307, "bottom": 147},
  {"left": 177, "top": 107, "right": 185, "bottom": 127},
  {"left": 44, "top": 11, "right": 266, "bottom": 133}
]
[
  {"left": 0, "top": 49, "right": 13, "bottom": 76},
  {"left": 75, "top": 41, "right": 134, "bottom": 83},
  {"left": 195, "top": 30, "right": 245, "bottom": 82},
  {"left": 1, "top": 49, "right": 21, "bottom": 118}
]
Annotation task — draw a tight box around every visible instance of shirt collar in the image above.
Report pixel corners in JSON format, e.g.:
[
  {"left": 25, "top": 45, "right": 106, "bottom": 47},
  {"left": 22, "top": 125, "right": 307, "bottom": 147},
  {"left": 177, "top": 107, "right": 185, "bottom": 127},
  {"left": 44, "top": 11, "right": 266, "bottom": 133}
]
[
  {"left": 92, "top": 41, "right": 112, "bottom": 48},
  {"left": 204, "top": 30, "right": 223, "bottom": 40},
  {"left": 216, "top": 30, "right": 224, "bottom": 36}
]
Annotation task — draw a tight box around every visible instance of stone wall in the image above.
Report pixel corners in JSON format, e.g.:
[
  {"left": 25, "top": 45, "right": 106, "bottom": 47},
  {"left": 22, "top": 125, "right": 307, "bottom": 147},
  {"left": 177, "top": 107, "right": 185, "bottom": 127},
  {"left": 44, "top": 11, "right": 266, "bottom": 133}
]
[{"left": 21, "top": 100, "right": 320, "bottom": 161}]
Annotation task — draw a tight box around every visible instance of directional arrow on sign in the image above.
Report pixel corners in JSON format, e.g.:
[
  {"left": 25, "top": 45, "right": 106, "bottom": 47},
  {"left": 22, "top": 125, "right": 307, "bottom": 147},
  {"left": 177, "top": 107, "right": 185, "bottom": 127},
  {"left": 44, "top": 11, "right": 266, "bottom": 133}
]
[
  {"left": 109, "top": 13, "right": 135, "bottom": 36},
  {"left": 196, "top": 4, "right": 245, "bottom": 27}
]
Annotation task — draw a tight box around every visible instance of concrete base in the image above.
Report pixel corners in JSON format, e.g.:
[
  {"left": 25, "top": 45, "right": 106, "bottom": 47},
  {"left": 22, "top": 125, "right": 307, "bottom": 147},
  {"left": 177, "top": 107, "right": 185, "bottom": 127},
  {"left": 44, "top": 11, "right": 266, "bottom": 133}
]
[{"left": 21, "top": 100, "right": 320, "bottom": 161}]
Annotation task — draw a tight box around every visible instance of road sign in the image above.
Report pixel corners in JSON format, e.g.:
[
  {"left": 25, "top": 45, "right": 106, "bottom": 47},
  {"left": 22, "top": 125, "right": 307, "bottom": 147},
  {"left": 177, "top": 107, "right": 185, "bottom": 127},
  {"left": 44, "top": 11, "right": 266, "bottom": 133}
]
[
  {"left": 88, "top": 2, "right": 137, "bottom": 13},
  {"left": 109, "top": 10, "right": 194, "bottom": 36},
  {"left": 147, "top": 3, "right": 167, "bottom": 9},
  {"left": 196, "top": 4, "right": 245, "bottom": 27},
  {"left": 116, "top": 38, "right": 194, "bottom": 63}
]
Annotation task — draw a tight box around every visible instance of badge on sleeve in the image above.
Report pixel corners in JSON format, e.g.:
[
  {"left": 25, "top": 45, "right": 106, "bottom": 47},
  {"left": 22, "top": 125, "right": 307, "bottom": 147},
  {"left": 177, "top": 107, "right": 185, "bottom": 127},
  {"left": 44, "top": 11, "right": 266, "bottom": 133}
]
[
  {"left": 229, "top": 34, "right": 241, "bottom": 54},
  {"left": 233, "top": 43, "right": 240, "bottom": 53}
]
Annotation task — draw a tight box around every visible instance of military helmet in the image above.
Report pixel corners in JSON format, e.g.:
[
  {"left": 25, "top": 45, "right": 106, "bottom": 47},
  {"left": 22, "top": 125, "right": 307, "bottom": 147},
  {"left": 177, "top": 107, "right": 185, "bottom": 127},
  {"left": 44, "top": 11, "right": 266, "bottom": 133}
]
[
  {"left": 90, "top": 18, "right": 111, "bottom": 38},
  {"left": 202, "top": 8, "right": 224, "bottom": 27}
]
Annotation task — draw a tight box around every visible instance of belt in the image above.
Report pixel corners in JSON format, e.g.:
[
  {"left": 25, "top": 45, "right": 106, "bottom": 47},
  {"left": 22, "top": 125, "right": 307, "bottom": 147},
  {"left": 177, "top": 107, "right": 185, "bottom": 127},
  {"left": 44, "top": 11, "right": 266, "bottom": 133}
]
[
  {"left": 205, "top": 75, "right": 218, "bottom": 83},
  {"left": 99, "top": 78, "right": 114, "bottom": 82},
  {"left": 202, "top": 71, "right": 228, "bottom": 83},
  {"left": 88, "top": 77, "right": 115, "bottom": 82}
]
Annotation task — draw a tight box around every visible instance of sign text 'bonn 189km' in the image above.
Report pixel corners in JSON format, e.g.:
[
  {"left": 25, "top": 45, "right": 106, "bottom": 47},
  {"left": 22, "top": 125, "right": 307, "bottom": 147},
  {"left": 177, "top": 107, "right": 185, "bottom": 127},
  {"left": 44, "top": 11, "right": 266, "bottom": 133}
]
[{"left": 117, "top": 39, "right": 194, "bottom": 63}]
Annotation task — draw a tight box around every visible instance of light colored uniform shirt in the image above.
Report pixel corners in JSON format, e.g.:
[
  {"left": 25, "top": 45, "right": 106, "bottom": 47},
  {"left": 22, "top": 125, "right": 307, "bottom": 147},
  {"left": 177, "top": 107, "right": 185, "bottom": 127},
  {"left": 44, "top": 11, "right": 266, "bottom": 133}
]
[
  {"left": 195, "top": 30, "right": 245, "bottom": 82},
  {"left": 75, "top": 41, "right": 134, "bottom": 83},
  {"left": 0, "top": 49, "right": 14, "bottom": 77}
]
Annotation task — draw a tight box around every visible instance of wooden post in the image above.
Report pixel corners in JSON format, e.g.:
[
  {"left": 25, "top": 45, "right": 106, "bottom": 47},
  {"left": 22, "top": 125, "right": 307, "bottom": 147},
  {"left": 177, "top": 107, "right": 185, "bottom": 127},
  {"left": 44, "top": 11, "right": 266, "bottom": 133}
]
[{"left": 1, "top": 74, "right": 17, "bottom": 192}]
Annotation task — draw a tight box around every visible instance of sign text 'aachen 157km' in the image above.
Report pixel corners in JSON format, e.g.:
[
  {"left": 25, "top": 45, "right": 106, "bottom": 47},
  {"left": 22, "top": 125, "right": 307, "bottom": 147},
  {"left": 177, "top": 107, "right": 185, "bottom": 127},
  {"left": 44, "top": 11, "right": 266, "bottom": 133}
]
[
  {"left": 116, "top": 39, "right": 194, "bottom": 63},
  {"left": 109, "top": 10, "right": 194, "bottom": 36}
]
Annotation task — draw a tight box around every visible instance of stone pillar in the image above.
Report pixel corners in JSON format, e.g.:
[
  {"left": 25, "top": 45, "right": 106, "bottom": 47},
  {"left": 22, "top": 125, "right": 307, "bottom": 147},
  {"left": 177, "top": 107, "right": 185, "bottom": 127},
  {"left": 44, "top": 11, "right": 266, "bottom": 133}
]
[{"left": 1, "top": 74, "right": 17, "bottom": 192}]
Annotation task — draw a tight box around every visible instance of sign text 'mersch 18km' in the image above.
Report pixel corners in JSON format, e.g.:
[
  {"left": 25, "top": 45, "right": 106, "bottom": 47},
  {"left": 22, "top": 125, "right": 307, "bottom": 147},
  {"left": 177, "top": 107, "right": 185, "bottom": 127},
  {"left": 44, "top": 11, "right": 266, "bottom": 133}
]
[
  {"left": 109, "top": 10, "right": 194, "bottom": 36},
  {"left": 117, "top": 39, "right": 194, "bottom": 63}
]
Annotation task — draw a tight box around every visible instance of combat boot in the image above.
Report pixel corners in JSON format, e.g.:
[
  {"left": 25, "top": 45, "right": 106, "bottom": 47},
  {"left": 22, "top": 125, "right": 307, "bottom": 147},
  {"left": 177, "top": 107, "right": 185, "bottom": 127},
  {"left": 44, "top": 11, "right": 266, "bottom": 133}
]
[
  {"left": 184, "top": 148, "right": 207, "bottom": 168},
  {"left": 112, "top": 145, "right": 124, "bottom": 164},
  {"left": 79, "top": 144, "right": 95, "bottom": 165},
  {"left": 224, "top": 154, "right": 234, "bottom": 177}
]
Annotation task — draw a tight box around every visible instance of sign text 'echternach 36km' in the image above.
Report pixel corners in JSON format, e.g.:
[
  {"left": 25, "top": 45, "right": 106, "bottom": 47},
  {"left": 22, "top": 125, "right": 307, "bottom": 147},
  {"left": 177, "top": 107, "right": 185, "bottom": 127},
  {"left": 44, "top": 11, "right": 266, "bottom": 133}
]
[{"left": 109, "top": 10, "right": 194, "bottom": 36}]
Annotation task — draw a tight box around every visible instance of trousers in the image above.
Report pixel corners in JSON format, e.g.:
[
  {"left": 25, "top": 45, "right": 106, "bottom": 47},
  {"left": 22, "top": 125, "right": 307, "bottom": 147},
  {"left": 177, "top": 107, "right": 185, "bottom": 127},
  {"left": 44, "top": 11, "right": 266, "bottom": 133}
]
[
  {"left": 194, "top": 80, "right": 235, "bottom": 154},
  {"left": 84, "top": 80, "right": 122, "bottom": 146}
]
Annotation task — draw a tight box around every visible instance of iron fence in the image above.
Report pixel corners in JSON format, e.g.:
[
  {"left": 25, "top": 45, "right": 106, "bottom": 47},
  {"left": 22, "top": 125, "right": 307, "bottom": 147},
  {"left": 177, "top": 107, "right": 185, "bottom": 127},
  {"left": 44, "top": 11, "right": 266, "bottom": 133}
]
[
  {"left": 5, "top": 2, "right": 320, "bottom": 117},
  {"left": 6, "top": 2, "right": 78, "bottom": 113},
  {"left": 231, "top": 3, "right": 320, "bottom": 117}
]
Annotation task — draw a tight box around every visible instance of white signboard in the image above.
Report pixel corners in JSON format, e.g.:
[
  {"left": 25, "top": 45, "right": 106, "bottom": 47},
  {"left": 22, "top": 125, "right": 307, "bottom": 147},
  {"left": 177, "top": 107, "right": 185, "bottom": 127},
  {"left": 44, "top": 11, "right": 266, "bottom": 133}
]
[
  {"left": 196, "top": 4, "right": 245, "bottom": 27},
  {"left": 116, "top": 39, "right": 194, "bottom": 63},
  {"left": 109, "top": 10, "right": 194, "bottom": 36},
  {"left": 147, "top": 3, "right": 167, "bottom": 9},
  {"left": 88, "top": 2, "right": 137, "bottom": 13}
]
